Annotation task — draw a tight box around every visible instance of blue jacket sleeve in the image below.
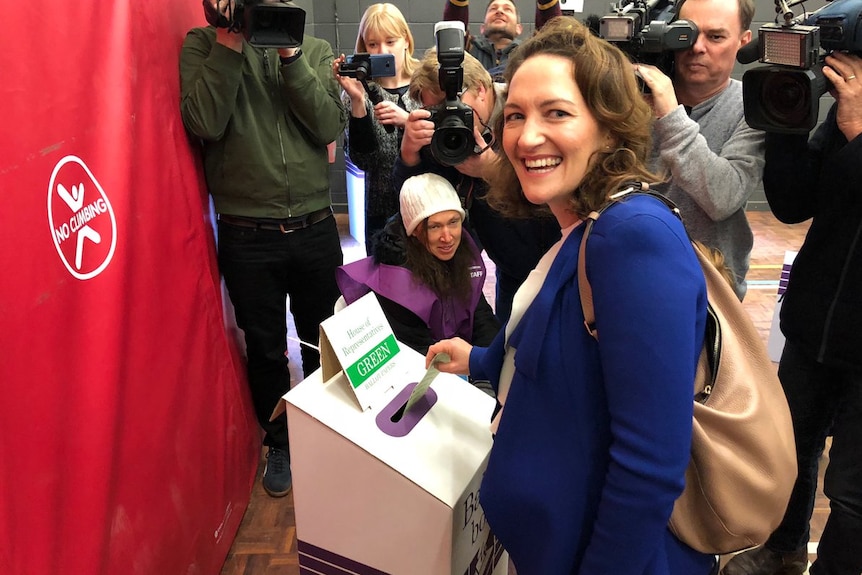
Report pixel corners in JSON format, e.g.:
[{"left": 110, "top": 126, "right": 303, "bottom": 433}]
[{"left": 468, "top": 327, "right": 507, "bottom": 393}]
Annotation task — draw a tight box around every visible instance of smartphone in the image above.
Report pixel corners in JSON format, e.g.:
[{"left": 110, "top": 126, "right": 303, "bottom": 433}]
[{"left": 338, "top": 53, "right": 396, "bottom": 80}]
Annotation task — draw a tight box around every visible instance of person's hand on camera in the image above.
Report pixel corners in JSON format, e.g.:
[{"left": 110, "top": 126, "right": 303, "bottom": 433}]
[
  {"left": 333, "top": 55, "right": 366, "bottom": 112},
  {"left": 211, "top": 0, "right": 243, "bottom": 52},
  {"left": 455, "top": 127, "right": 497, "bottom": 178},
  {"left": 426, "top": 338, "right": 473, "bottom": 375},
  {"left": 634, "top": 63, "right": 678, "bottom": 119},
  {"left": 824, "top": 52, "right": 862, "bottom": 142},
  {"left": 401, "top": 109, "right": 435, "bottom": 166},
  {"left": 208, "top": 1, "right": 298, "bottom": 57},
  {"left": 210, "top": 0, "right": 234, "bottom": 19},
  {"left": 374, "top": 100, "right": 409, "bottom": 129}
]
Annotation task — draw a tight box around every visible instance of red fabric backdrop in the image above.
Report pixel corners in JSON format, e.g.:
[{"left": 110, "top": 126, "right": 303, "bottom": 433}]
[{"left": 0, "top": 3, "right": 260, "bottom": 574}]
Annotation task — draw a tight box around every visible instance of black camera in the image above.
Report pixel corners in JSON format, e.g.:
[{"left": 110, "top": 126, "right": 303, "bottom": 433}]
[
  {"left": 202, "top": 0, "right": 305, "bottom": 48},
  {"left": 338, "top": 53, "right": 397, "bottom": 132},
  {"left": 742, "top": 0, "right": 862, "bottom": 134},
  {"left": 427, "top": 103, "right": 475, "bottom": 166},
  {"left": 599, "top": 0, "right": 698, "bottom": 80},
  {"left": 338, "top": 53, "right": 396, "bottom": 80},
  {"left": 426, "top": 21, "right": 476, "bottom": 167}
]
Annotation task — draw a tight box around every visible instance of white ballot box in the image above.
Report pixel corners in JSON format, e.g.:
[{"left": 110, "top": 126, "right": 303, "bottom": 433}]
[{"left": 272, "top": 293, "right": 506, "bottom": 575}]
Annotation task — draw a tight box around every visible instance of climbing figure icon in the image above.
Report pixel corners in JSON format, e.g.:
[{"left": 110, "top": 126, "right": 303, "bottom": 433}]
[{"left": 57, "top": 182, "right": 102, "bottom": 270}]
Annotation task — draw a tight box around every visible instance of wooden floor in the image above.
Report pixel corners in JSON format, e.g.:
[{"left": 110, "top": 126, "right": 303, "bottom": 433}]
[{"left": 220, "top": 211, "right": 828, "bottom": 575}]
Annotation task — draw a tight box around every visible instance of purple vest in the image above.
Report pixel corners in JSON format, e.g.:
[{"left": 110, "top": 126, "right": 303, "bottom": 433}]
[{"left": 336, "top": 235, "right": 486, "bottom": 342}]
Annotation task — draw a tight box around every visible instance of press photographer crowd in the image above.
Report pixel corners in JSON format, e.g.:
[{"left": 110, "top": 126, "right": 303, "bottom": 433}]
[{"left": 180, "top": 0, "right": 862, "bottom": 573}]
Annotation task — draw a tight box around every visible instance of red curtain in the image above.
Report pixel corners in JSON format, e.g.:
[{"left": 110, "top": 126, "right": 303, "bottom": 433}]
[{"left": 0, "top": 3, "right": 260, "bottom": 574}]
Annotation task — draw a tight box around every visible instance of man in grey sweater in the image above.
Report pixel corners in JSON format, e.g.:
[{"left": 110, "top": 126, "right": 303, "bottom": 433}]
[{"left": 636, "top": 0, "right": 763, "bottom": 300}]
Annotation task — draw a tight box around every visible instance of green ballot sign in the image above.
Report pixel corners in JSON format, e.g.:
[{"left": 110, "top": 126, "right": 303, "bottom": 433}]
[
  {"left": 319, "top": 292, "right": 408, "bottom": 410},
  {"left": 345, "top": 334, "right": 400, "bottom": 389}
]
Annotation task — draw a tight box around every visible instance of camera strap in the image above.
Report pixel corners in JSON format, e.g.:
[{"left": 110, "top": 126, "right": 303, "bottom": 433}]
[{"left": 457, "top": 175, "right": 475, "bottom": 211}]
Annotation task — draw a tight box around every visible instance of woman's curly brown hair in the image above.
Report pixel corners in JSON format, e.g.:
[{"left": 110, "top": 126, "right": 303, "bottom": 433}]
[{"left": 485, "top": 16, "right": 662, "bottom": 219}]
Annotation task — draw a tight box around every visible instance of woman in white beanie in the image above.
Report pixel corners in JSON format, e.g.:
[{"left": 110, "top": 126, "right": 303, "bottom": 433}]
[{"left": 336, "top": 173, "right": 500, "bottom": 355}]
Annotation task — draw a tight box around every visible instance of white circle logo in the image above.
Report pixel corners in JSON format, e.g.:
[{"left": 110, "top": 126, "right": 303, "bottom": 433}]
[{"left": 47, "top": 155, "right": 117, "bottom": 280}]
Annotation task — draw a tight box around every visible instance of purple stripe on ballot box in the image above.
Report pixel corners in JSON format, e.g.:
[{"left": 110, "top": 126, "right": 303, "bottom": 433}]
[
  {"left": 298, "top": 540, "right": 391, "bottom": 575},
  {"left": 375, "top": 382, "right": 438, "bottom": 438}
]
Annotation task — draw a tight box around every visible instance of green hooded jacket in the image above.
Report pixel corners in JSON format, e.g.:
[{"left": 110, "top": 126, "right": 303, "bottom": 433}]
[{"left": 180, "top": 27, "right": 347, "bottom": 218}]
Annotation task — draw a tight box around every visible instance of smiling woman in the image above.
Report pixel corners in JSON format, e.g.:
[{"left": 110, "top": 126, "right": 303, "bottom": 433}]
[
  {"left": 500, "top": 53, "right": 609, "bottom": 228},
  {"left": 427, "top": 16, "right": 719, "bottom": 575},
  {"left": 485, "top": 18, "right": 656, "bottom": 222},
  {"left": 336, "top": 173, "right": 500, "bottom": 356}
]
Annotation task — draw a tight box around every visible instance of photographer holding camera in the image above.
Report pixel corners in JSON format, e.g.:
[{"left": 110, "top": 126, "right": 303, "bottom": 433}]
[
  {"left": 635, "top": 0, "right": 764, "bottom": 300},
  {"left": 333, "top": 3, "right": 422, "bottom": 254},
  {"left": 721, "top": 50, "right": 862, "bottom": 575},
  {"left": 180, "top": 0, "right": 346, "bottom": 497},
  {"left": 394, "top": 32, "right": 560, "bottom": 322}
]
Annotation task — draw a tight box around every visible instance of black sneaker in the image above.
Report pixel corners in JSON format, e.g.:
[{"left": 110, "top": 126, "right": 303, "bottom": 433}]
[
  {"left": 722, "top": 545, "right": 808, "bottom": 575},
  {"left": 262, "top": 446, "right": 292, "bottom": 497}
]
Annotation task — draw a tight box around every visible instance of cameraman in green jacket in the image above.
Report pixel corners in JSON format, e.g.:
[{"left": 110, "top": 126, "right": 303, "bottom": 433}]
[{"left": 180, "top": 0, "right": 347, "bottom": 498}]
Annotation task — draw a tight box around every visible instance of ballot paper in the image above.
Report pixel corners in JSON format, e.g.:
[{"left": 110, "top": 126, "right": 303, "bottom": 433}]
[{"left": 402, "top": 352, "right": 450, "bottom": 415}]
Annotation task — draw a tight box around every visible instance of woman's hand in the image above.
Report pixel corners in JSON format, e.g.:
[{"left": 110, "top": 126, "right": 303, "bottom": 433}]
[
  {"left": 332, "top": 55, "right": 366, "bottom": 103},
  {"left": 373, "top": 100, "right": 409, "bottom": 129},
  {"left": 426, "top": 338, "right": 473, "bottom": 375}
]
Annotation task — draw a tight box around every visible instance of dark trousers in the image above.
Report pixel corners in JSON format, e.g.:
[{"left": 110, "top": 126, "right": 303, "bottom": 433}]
[
  {"left": 364, "top": 213, "right": 388, "bottom": 256},
  {"left": 766, "top": 340, "right": 862, "bottom": 575},
  {"left": 217, "top": 215, "right": 343, "bottom": 450}
]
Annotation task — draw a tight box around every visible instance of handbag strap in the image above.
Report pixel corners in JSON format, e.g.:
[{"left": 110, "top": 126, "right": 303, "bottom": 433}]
[{"left": 577, "top": 182, "right": 679, "bottom": 339}]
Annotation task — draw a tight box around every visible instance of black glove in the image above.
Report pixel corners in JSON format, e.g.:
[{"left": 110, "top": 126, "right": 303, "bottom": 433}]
[{"left": 203, "top": 0, "right": 231, "bottom": 28}]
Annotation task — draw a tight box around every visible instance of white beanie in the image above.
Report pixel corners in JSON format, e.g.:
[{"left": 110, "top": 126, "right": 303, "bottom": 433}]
[{"left": 399, "top": 173, "right": 466, "bottom": 235}]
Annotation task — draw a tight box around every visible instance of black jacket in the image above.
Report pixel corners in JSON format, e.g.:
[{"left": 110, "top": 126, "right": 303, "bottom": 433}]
[{"left": 763, "top": 103, "right": 862, "bottom": 370}]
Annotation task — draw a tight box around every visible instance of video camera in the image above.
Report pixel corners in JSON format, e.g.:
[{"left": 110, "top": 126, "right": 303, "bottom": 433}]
[
  {"left": 425, "top": 21, "right": 476, "bottom": 167},
  {"left": 338, "top": 53, "right": 396, "bottom": 81},
  {"left": 338, "top": 53, "right": 397, "bottom": 133},
  {"left": 741, "top": 0, "right": 862, "bottom": 134},
  {"left": 202, "top": 0, "right": 305, "bottom": 48},
  {"left": 598, "top": 0, "right": 699, "bottom": 81}
]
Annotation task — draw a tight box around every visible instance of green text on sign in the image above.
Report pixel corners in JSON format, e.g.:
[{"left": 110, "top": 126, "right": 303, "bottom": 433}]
[{"left": 345, "top": 335, "right": 400, "bottom": 388}]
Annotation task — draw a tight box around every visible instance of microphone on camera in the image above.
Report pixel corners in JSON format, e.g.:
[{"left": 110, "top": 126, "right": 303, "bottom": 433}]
[
  {"left": 736, "top": 35, "right": 761, "bottom": 65},
  {"left": 583, "top": 14, "right": 602, "bottom": 37}
]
